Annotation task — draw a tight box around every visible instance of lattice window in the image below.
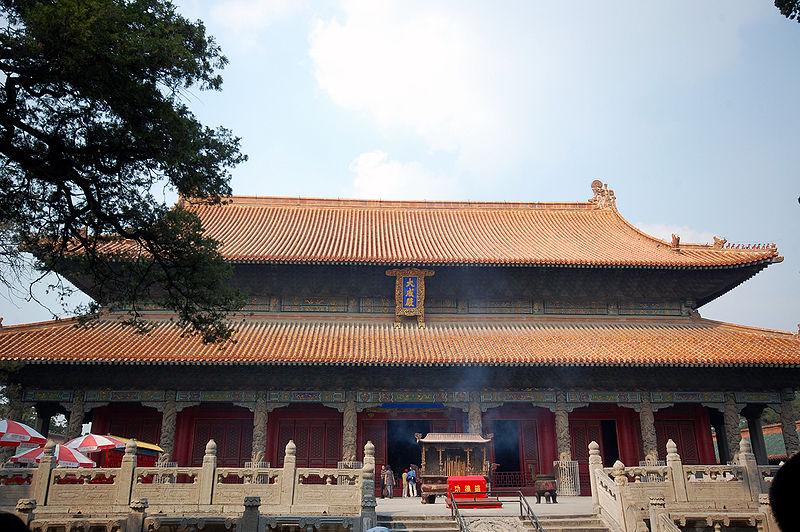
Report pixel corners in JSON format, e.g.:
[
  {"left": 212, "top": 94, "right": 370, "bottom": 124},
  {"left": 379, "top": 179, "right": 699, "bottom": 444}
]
[
  {"left": 280, "top": 296, "right": 348, "bottom": 312},
  {"left": 359, "top": 297, "right": 394, "bottom": 313},
  {"left": 619, "top": 302, "right": 682, "bottom": 316},
  {"left": 467, "top": 299, "right": 533, "bottom": 314},
  {"left": 544, "top": 301, "right": 608, "bottom": 315}
]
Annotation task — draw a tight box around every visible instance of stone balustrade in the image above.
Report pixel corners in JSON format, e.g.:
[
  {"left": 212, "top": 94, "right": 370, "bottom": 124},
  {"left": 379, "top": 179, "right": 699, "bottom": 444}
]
[
  {"left": 591, "top": 438, "right": 780, "bottom": 532},
  {"left": 0, "top": 466, "right": 34, "bottom": 510},
  {"left": 7, "top": 438, "right": 378, "bottom": 532}
]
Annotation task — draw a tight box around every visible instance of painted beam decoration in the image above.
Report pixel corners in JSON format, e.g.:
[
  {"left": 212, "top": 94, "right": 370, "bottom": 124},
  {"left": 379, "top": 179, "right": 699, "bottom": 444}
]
[{"left": 386, "top": 268, "right": 435, "bottom": 327}]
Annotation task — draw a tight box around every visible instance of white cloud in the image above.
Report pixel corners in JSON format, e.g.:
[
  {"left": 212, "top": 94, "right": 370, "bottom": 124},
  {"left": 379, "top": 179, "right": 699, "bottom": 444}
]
[
  {"left": 208, "top": 0, "right": 303, "bottom": 47},
  {"left": 348, "top": 151, "right": 456, "bottom": 200},
  {"left": 635, "top": 223, "right": 717, "bottom": 245},
  {"left": 308, "top": 1, "right": 763, "bottom": 173},
  {"left": 309, "top": 2, "right": 510, "bottom": 171}
]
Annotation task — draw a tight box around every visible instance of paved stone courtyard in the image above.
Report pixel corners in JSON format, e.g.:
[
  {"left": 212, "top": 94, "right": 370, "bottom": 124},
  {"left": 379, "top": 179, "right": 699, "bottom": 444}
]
[{"left": 375, "top": 495, "right": 594, "bottom": 517}]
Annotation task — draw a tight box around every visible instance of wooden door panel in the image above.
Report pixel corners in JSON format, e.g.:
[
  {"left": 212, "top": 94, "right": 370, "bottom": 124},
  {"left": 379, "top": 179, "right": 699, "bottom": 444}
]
[
  {"left": 656, "top": 420, "right": 700, "bottom": 465},
  {"left": 571, "top": 420, "right": 603, "bottom": 496},
  {"left": 521, "top": 420, "right": 540, "bottom": 478}
]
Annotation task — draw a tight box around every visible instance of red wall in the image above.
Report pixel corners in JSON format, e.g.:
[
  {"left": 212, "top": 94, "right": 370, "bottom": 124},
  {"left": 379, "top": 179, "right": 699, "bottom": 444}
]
[{"left": 91, "top": 403, "right": 162, "bottom": 444}]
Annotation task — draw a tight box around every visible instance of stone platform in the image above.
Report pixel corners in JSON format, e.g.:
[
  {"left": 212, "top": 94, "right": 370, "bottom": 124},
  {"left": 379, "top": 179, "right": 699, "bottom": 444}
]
[{"left": 375, "top": 495, "right": 594, "bottom": 517}]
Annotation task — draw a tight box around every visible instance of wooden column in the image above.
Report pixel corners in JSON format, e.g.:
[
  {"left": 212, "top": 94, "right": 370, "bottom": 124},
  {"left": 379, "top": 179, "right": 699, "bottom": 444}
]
[
  {"left": 66, "top": 389, "right": 85, "bottom": 439},
  {"left": 639, "top": 394, "right": 658, "bottom": 463},
  {"left": 158, "top": 391, "right": 178, "bottom": 463},
  {"left": 742, "top": 404, "right": 768, "bottom": 465},
  {"left": 723, "top": 392, "right": 742, "bottom": 462},
  {"left": 342, "top": 396, "right": 357, "bottom": 461},
  {"left": 252, "top": 391, "right": 268, "bottom": 464},
  {"left": 708, "top": 408, "right": 730, "bottom": 464},
  {"left": 554, "top": 391, "right": 571, "bottom": 461},
  {"left": 780, "top": 389, "right": 800, "bottom": 458}
]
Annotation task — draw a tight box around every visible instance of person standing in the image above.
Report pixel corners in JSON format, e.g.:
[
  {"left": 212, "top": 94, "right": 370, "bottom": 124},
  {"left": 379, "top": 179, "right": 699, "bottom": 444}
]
[
  {"left": 406, "top": 466, "right": 417, "bottom": 497},
  {"left": 401, "top": 469, "right": 408, "bottom": 497},
  {"left": 383, "top": 465, "right": 396, "bottom": 498},
  {"left": 379, "top": 465, "right": 386, "bottom": 498}
]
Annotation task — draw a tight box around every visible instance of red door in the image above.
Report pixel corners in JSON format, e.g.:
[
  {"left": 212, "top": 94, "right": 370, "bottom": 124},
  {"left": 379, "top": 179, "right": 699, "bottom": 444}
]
[
  {"left": 274, "top": 419, "right": 341, "bottom": 468},
  {"left": 571, "top": 420, "right": 603, "bottom": 496},
  {"left": 190, "top": 418, "right": 252, "bottom": 467},
  {"left": 360, "top": 420, "right": 387, "bottom": 496},
  {"left": 521, "top": 420, "right": 540, "bottom": 478},
  {"left": 656, "top": 420, "right": 700, "bottom": 464}
]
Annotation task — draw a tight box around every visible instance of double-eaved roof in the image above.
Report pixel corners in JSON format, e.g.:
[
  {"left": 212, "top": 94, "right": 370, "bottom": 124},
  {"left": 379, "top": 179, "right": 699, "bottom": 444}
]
[
  {"left": 1, "top": 314, "right": 798, "bottom": 367},
  {"left": 96, "top": 188, "right": 780, "bottom": 268},
  {"left": 3, "top": 184, "right": 795, "bottom": 369}
]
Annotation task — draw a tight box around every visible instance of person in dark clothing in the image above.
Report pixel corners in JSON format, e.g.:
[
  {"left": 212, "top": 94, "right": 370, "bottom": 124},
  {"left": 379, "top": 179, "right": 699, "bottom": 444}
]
[
  {"left": 770, "top": 452, "right": 800, "bottom": 531},
  {"left": 0, "top": 513, "right": 31, "bottom": 532}
]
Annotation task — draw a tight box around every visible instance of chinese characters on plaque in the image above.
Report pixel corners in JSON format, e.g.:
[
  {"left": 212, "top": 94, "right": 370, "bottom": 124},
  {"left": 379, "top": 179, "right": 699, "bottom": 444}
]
[{"left": 385, "top": 268, "right": 435, "bottom": 328}]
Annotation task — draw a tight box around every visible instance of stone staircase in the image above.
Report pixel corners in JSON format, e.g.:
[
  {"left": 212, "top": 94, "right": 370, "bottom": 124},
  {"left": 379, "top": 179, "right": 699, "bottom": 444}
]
[
  {"left": 376, "top": 514, "right": 610, "bottom": 531},
  {"left": 376, "top": 515, "right": 460, "bottom": 531},
  {"left": 534, "top": 514, "right": 610, "bottom": 531}
]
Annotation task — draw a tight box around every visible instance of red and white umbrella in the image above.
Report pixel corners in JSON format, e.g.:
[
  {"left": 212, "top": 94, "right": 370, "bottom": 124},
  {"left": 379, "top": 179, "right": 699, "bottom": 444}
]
[
  {"left": 11, "top": 444, "right": 95, "bottom": 467},
  {"left": 0, "top": 419, "right": 47, "bottom": 447},
  {"left": 65, "top": 434, "right": 124, "bottom": 453}
]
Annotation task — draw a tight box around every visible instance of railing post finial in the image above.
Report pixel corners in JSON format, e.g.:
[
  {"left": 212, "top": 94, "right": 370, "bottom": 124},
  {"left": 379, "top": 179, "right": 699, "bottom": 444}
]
[
  {"left": 285, "top": 439, "right": 296, "bottom": 457},
  {"left": 125, "top": 439, "right": 138, "bottom": 456},
  {"left": 205, "top": 439, "right": 217, "bottom": 457}
]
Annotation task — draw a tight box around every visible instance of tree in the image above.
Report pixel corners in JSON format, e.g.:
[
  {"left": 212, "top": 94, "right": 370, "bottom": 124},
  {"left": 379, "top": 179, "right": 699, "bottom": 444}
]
[
  {"left": 0, "top": 0, "right": 247, "bottom": 342},
  {"left": 776, "top": 0, "right": 800, "bottom": 22}
]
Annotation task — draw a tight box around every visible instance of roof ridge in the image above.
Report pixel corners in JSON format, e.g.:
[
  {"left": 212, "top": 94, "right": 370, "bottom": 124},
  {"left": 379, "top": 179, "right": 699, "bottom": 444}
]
[
  {"left": 198, "top": 195, "right": 597, "bottom": 211},
  {"left": 607, "top": 206, "right": 780, "bottom": 257},
  {"left": 697, "top": 317, "right": 800, "bottom": 339}
]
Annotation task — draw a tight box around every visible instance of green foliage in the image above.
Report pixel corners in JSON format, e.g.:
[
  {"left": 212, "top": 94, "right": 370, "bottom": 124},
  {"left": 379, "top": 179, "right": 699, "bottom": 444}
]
[
  {"left": 0, "top": 0, "right": 247, "bottom": 342},
  {"left": 776, "top": 0, "right": 800, "bottom": 22},
  {"left": 0, "top": 386, "right": 66, "bottom": 435},
  {"left": 762, "top": 392, "right": 800, "bottom": 425}
]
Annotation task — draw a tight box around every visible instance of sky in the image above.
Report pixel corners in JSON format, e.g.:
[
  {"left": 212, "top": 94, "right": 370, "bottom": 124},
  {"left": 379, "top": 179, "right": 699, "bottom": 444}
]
[{"left": 1, "top": 0, "right": 798, "bottom": 331}]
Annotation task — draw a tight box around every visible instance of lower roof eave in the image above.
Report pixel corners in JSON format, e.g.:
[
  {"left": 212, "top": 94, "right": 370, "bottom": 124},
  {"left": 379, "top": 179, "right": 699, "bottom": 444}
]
[{"left": 6, "top": 358, "right": 799, "bottom": 369}]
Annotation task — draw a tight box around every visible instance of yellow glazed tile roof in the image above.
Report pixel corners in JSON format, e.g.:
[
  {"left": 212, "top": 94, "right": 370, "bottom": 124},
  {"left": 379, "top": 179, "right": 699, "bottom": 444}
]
[
  {"left": 1, "top": 315, "right": 798, "bottom": 367},
  {"left": 94, "top": 183, "right": 781, "bottom": 268}
]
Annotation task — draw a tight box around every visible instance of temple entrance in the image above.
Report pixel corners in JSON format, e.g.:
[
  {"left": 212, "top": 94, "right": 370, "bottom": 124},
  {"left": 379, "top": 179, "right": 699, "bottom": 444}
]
[
  {"left": 357, "top": 407, "right": 464, "bottom": 496},
  {"left": 570, "top": 405, "right": 640, "bottom": 496},
  {"left": 482, "top": 405, "right": 553, "bottom": 495},
  {"left": 492, "top": 420, "right": 521, "bottom": 472},
  {"left": 387, "top": 420, "right": 429, "bottom": 474}
]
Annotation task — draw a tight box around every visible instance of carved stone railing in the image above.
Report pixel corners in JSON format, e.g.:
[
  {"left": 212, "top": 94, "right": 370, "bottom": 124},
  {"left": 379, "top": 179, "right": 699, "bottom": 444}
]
[
  {"left": 591, "top": 438, "right": 781, "bottom": 532},
  {"left": 758, "top": 464, "right": 780, "bottom": 490},
  {"left": 0, "top": 467, "right": 33, "bottom": 509},
  {"left": 593, "top": 466, "right": 625, "bottom": 532},
  {"left": 17, "top": 438, "right": 378, "bottom": 532}
]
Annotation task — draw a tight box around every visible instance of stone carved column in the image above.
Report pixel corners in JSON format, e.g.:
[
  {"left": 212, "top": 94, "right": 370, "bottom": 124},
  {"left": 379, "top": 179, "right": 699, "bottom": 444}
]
[
  {"left": 158, "top": 392, "right": 177, "bottom": 463},
  {"left": 0, "top": 383, "right": 24, "bottom": 461},
  {"left": 251, "top": 392, "right": 268, "bottom": 464},
  {"left": 555, "top": 391, "right": 571, "bottom": 461},
  {"left": 66, "top": 389, "right": 85, "bottom": 439},
  {"left": 780, "top": 388, "right": 800, "bottom": 457},
  {"left": 723, "top": 392, "right": 742, "bottom": 463},
  {"left": 468, "top": 399, "right": 483, "bottom": 435},
  {"left": 639, "top": 394, "right": 658, "bottom": 463},
  {"left": 342, "top": 397, "right": 357, "bottom": 461}
]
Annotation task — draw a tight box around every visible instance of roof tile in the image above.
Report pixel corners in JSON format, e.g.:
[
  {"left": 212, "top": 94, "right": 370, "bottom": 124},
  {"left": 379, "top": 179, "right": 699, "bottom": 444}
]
[
  {"left": 96, "top": 194, "right": 779, "bottom": 268},
  {"left": 1, "top": 316, "right": 797, "bottom": 367}
]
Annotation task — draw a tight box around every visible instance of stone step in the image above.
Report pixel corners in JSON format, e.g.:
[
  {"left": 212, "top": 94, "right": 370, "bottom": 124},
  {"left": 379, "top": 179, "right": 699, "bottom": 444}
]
[
  {"left": 377, "top": 516, "right": 460, "bottom": 531},
  {"left": 519, "top": 515, "right": 609, "bottom": 531}
]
